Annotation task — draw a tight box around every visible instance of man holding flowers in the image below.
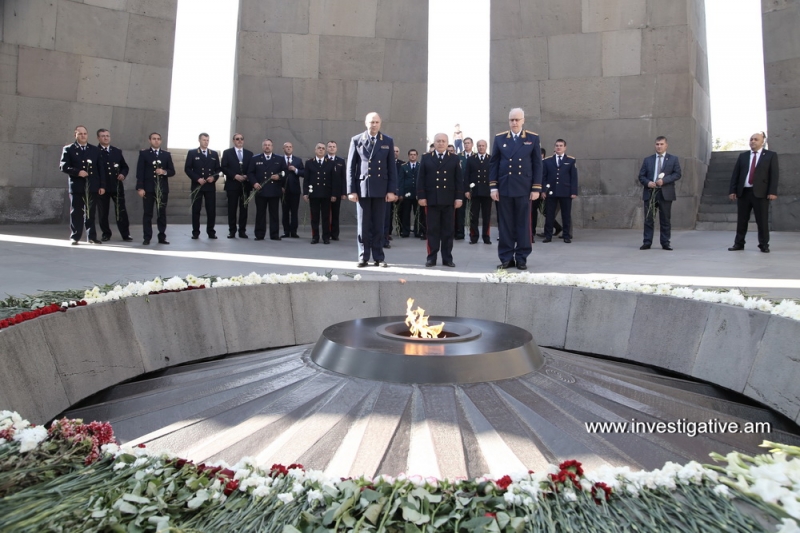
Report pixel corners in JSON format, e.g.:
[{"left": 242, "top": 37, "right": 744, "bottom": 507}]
[
  {"left": 60, "top": 125, "right": 106, "bottom": 245},
  {"left": 638, "top": 136, "right": 681, "bottom": 251},
  {"left": 136, "top": 132, "right": 176, "bottom": 245}
]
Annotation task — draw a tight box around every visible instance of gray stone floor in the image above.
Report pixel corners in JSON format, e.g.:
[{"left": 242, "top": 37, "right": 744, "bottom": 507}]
[{"left": 1, "top": 224, "right": 798, "bottom": 299}]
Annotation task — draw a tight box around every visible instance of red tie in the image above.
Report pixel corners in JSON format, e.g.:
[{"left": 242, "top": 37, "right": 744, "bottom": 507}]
[{"left": 747, "top": 152, "right": 757, "bottom": 185}]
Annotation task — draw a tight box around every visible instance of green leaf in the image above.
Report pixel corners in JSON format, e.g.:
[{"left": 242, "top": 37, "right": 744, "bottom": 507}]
[
  {"left": 364, "top": 502, "right": 384, "bottom": 525},
  {"left": 361, "top": 488, "right": 382, "bottom": 502},
  {"left": 112, "top": 499, "right": 139, "bottom": 515},
  {"left": 401, "top": 506, "right": 430, "bottom": 525},
  {"left": 122, "top": 493, "right": 150, "bottom": 505},
  {"left": 283, "top": 526, "right": 303, "bottom": 533}
]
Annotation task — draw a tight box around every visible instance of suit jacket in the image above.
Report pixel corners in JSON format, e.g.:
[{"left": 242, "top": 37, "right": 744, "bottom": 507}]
[
  {"left": 60, "top": 142, "right": 107, "bottom": 192},
  {"left": 638, "top": 152, "right": 681, "bottom": 201},
  {"left": 185, "top": 148, "right": 221, "bottom": 191},
  {"left": 489, "top": 130, "right": 542, "bottom": 197},
  {"left": 467, "top": 154, "right": 491, "bottom": 197},
  {"left": 136, "top": 148, "right": 176, "bottom": 194},
  {"left": 304, "top": 158, "right": 339, "bottom": 198},
  {"left": 542, "top": 154, "right": 579, "bottom": 197},
  {"left": 398, "top": 161, "right": 420, "bottom": 199},
  {"left": 347, "top": 131, "right": 398, "bottom": 198},
  {"left": 221, "top": 147, "right": 253, "bottom": 192},
  {"left": 328, "top": 155, "right": 347, "bottom": 198},
  {"left": 417, "top": 151, "right": 464, "bottom": 206},
  {"left": 281, "top": 155, "right": 305, "bottom": 195},
  {"left": 729, "top": 149, "right": 779, "bottom": 198},
  {"left": 246, "top": 153, "right": 287, "bottom": 198},
  {"left": 97, "top": 145, "right": 129, "bottom": 191}
]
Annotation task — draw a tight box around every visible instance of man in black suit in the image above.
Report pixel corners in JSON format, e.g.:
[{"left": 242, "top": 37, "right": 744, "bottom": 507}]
[
  {"left": 304, "top": 143, "right": 340, "bottom": 245},
  {"left": 347, "top": 112, "right": 398, "bottom": 268},
  {"left": 638, "top": 136, "right": 681, "bottom": 251},
  {"left": 728, "top": 132, "right": 779, "bottom": 253},
  {"left": 466, "top": 139, "right": 493, "bottom": 244},
  {"left": 398, "top": 149, "right": 420, "bottom": 238},
  {"left": 136, "top": 132, "right": 176, "bottom": 245},
  {"left": 417, "top": 133, "right": 464, "bottom": 267},
  {"left": 455, "top": 137, "right": 474, "bottom": 240},
  {"left": 60, "top": 125, "right": 107, "bottom": 244},
  {"left": 541, "top": 139, "right": 578, "bottom": 243},
  {"left": 185, "top": 133, "right": 221, "bottom": 239},
  {"left": 247, "top": 139, "right": 287, "bottom": 241},
  {"left": 95, "top": 129, "right": 131, "bottom": 242},
  {"left": 326, "top": 141, "right": 347, "bottom": 241},
  {"left": 221, "top": 133, "right": 253, "bottom": 238},
  {"left": 281, "top": 142, "right": 304, "bottom": 238}
]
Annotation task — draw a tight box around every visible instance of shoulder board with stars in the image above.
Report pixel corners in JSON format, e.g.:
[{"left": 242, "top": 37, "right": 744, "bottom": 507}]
[
  {"left": 524, "top": 130, "right": 538, "bottom": 136},
  {"left": 496, "top": 131, "right": 509, "bottom": 136},
  {"left": 567, "top": 155, "right": 575, "bottom": 159}
]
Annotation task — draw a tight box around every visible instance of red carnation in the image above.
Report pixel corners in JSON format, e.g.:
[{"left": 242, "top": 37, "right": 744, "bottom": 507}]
[
  {"left": 495, "top": 475, "right": 513, "bottom": 490},
  {"left": 270, "top": 464, "right": 288, "bottom": 477},
  {"left": 485, "top": 512, "right": 497, "bottom": 518},
  {"left": 223, "top": 479, "right": 239, "bottom": 496},
  {"left": 592, "top": 482, "right": 612, "bottom": 504},
  {"left": 558, "top": 460, "right": 584, "bottom": 476}
]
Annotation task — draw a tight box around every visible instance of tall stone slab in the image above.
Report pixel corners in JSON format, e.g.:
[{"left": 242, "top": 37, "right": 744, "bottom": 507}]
[
  {"left": 0, "top": 0, "right": 177, "bottom": 224},
  {"left": 490, "top": 0, "right": 711, "bottom": 229},
  {"left": 762, "top": 0, "right": 800, "bottom": 230},
  {"left": 235, "top": 0, "right": 428, "bottom": 223}
]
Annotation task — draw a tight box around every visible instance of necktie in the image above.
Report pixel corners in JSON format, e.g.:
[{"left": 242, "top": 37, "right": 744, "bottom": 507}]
[
  {"left": 747, "top": 152, "right": 757, "bottom": 185},
  {"left": 557, "top": 155, "right": 561, "bottom": 167},
  {"left": 81, "top": 145, "right": 85, "bottom": 151},
  {"left": 411, "top": 163, "right": 415, "bottom": 169},
  {"left": 286, "top": 156, "right": 290, "bottom": 166},
  {"left": 202, "top": 150, "right": 207, "bottom": 157},
  {"left": 656, "top": 155, "right": 662, "bottom": 179},
  {"left": 154, "top": 150, "right": 158, "bottom": 156},
  {"left": 237, "top": 150, "right": 242, "bottom": 162},
  {"left": 438, "top": 153, "right": 443, "bottom": 162},
  {"left": 318, "top": 159, "right": 322, "bottom": 165}
]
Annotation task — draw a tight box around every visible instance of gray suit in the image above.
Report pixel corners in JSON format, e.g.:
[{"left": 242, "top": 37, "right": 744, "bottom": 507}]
[{"left": 638, "top": 152, "right": 681, "bottom": 246}]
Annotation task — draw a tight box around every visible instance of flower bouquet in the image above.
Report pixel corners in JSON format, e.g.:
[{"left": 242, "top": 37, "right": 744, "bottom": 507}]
[
  {"left": 152, "top": 160, "right": 164, "bottom": 211},
  {"left": 646, "top": 172, "right": 665, "bottom": 221}
]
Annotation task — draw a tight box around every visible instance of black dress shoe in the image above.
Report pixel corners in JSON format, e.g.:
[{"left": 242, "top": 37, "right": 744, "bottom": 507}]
[
  {"left": 311, "top": 238, "right": 319, "bottom": 244},
  {"left": 282, "top": 234, "right": 291, "bottom": 238},
  {"left": 323, "top": 239, "right": 330, "bottom": 244},
  {"left": 516, "top": 262, "right": 527, "bottom": 270},
  {"left": 483, "top": 238, "right": 492, "bottom": 244},
  {"left": 331, "top": 236, "right": 339, "bottom": 241},
  {"left": 469, "top": 240, "right": 477, "bottom": 244},
  {"left": 122, "top": 236, "right": 133, "bottom": 242},
  {"left": 254, "top": 236, "right": 264, "bottom": 240},
  {"left": 728, "top": 244, "right": 744, "bottom": 251},
  {"left": 497, "top": 260, "right": 515, "bottom": 269},
  {"left": 375, "top": 261, "right": 388, "bottom": 268},
  {"left": 662, "top": 245, "right": 673, "bottom": 251},
  {"left": 542, "top": 237, "right": 552, "bottom": 243},
  {"left": 191, "top": 235, "right": 199, "bottom": 239},
  {"left": 454, "top": 236, "right": 465, "bottom": 241},
  {"left": 269, "top": 236, "right": 281, "bottom": 241},
  {"left": 291, "top": 233, "right": 300, "bottom": 238},
  {"left": 228, "top": 233, "right": 236, "bottom": 238},
  {"left": 536, "top": 232, "right": 545, "bottom": 238},
  {"left": 239, "top": 233, "right": 249, "bottom": 239},
  {"left": 759, "top": 245, "right": 770, "bottom": 253},
  {"left": 142, "top": 239, "right": 150, "bottom": 245},
  {"left": 357, "top": 261, "right": 369, "bottom": 268},
  {"left": 101, "top": 235, "right": 111, "bottom": 242},
  {"left": 384, "top": 243, "right": 391, "bottom": 249},
  {"left": 563, "top": 238, "right": 572, "bottom": 244},
  {"left": 158, "top": 239, "right": 170, "bottom": 245},
  {"left": 443, "top": 261, "right": 456, "bottom": 267},
  {"left": 640, "top": 244, "right": 651, "bottom": 250},
  {"left": 208, "top": 235, "right": 218, "bottom": 239},
  {"left": 71, "top": 240, "right": 79, "bottom": 245},
  {"left": 425, "top": 260, "right": 436, "bottom": 267},
  {"left": 88, "top": 239, "right": 102, "bottom": 244}
]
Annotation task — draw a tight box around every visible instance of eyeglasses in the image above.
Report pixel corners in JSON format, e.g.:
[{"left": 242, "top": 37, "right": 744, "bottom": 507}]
[{"left": 233, "top": 137, "right": 243, "bottom": 141}]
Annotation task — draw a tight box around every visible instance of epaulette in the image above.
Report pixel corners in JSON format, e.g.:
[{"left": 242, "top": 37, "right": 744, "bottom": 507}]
[
  {"left": 567, "top": 155, "right": 575, "bottom": 159},
  {"left": 525, "top": 130, "right": 538, "bottom": 136},
  {"left": 496, "top": 131, "right": 509, "bottom": 136}
]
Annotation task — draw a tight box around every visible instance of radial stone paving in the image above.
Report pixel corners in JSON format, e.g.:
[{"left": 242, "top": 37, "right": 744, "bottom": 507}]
[{"left": 64, "top": 345, "right": 800, "bottom": 478}]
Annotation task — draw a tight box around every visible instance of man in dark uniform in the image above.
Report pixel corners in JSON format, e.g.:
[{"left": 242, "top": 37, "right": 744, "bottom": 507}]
[
  {"left": 489, "top": 107, "right": 542, "bottom": 270},
  {"left": 281, "top": 142, "right": 304, "bottom": 238},
  {"left": 136, "top": 132, "right": 176, "bottom": 245},
  {"left": 398, "top": 149, "right": 420, "bottom": 238},
  {"left": 185, "top": 132, "right": 221, "bottom": 240},
  {"left": 347, "top": 112, "right": 398, "bottom": 268},
  {"left": 382, "top": 146, "right": 404, "bottom": 248},
  {"left": 60, "top": 125, "right": 107, "bottom": 245},
  {"left": 534, "top": 147, "right": 562, "bottom": 241},
  {"left": 247, "top": 139, "right": 287, "bottom": 241},
  {"left": 326, "top": 141, "right": 347, "bottom": 241},
  {"left": 728, "top": 131, "right": 779, "bottom": 253},
  {"left": 417, "top": 133, "right": 464, "bottom": 268},
  {"left": 467, "top": 139, "right": 493, "bottom": 244},
  {"left": 455, "top": 137, "right": 474, "bottom": 240},
  {"left": 91, "top": 128, "right": 130, "bottom": 242},
  {"left": 542, "top": 139, "right": 578, "bottom": 243},
  {"left": 304, "top": 143, "right": 340, "bottom": 245},
  {"left": 96, "top": 129, "right": 131, "bottom": 242},
  {"left": 221, "top": 133, "right": 253, "bottom": 238}
]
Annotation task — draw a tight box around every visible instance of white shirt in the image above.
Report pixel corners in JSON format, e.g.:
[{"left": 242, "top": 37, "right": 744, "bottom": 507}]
[
  {"left": 744, "top": 148, "right": 762, "bottom": 188},
  {"left": 652, "top": 153, "right": 665, "bottom": 182}
]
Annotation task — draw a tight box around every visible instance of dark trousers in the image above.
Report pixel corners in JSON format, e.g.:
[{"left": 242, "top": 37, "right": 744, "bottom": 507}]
[
  {"left": 426, "top": 204, "right": 455, "bottom": 264},
  {"left": 454, "top": 204, "right": 466, "bottom": 238},
  {"left": 68, "top": 179, "right": 99, "bottom": 241},
  {"left": 642, "top": 190, "right": 672, "bottom": 246},
  {"left": 469, "top": 196, "right": 493, "bottom": 242},
  {"left": 309, "top": 197, "right": 331, "bottom": 240},
  {"left": 226, "top": 188, "right": 249, "bottom": 236},
  {"left": 97, "top": 181, "right": 130, "bottom": 239},
  {"left": 497, "top": 196, "right": 532, "bottom": 263},
  {"left": 142, "top": 191, "right": 168, "bottom": 241},
  {"left": 414, "top": 202, "right": 427, "bottom": 237},
  {"left": 383, "top": 201, "right": 397, "bottom": 244},
  {"left": 399, "top": 198, "right": 414, "bottom": 236},
  {"left": 357, "top": 197, "right": 387, "bottom": 262},
  {"left": 282, "top": 192, "right": 300, "bottom": 235},
  {"left": 734, "top": 188, "right": 770, "bottom": 247},
  {"left": 532, "top": 198, "right": 561, "bottom": 237},
  {"left": 191, "top": 189, "right": 216, "bottom": 236},
  {"left": 544, "top": 196, "right": 572, "bottom": 239},
  {"left": 255, "top": 196, "right": 280, "bottom": 239},
  {"left": 330, "top": 198, "right": 342, "bottom": 238}
]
